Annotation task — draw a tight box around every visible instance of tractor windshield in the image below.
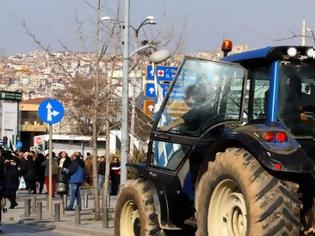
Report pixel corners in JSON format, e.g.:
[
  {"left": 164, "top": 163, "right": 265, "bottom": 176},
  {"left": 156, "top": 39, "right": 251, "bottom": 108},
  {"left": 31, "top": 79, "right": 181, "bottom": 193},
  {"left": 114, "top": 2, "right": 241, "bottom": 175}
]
[
  {"left": 156, "top": 58, "right": 246, "bottom": 136},
  {"left": 278, "top": 63, "right": 315, "bottom": 137}
]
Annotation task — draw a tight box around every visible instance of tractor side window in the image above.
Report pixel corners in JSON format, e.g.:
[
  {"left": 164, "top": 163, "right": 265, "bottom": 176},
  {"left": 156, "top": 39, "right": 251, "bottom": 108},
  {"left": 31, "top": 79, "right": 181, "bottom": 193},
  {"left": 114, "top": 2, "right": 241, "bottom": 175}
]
[
  {"left": 278, "top": 63, "right": 315, "bottom": 136},
  {"left": 157, "top": 59, "right": 246, "bottom": 136},
  {"left": 150, "top": 140, "right": 190, "bottom": 170},
  {"left": 251, "top": 70, "right": 270, "bottom": 120}
]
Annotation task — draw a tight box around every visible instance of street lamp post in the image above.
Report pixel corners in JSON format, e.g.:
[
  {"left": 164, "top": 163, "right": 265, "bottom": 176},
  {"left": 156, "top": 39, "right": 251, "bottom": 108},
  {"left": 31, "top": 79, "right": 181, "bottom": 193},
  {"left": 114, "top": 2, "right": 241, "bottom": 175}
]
[{"left": 103, "top": 12, "right": 156, "bottom": 185}]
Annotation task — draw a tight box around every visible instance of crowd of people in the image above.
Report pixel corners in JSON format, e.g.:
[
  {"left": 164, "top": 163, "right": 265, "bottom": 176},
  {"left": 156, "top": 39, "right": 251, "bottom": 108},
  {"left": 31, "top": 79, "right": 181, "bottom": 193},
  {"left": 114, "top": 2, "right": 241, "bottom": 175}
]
[{"left": 0, "top": 149, "right": 121, "bottom": 212}]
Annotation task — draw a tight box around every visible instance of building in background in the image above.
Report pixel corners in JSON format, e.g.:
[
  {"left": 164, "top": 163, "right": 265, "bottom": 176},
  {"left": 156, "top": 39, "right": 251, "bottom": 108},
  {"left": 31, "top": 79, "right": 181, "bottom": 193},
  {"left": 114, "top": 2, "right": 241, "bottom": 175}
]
[
  {"left": 0, "top": 90, "right": 22, "bottom": 147},
  {"left": 19, "top": 97, "right": 47, "bottom": 149}
]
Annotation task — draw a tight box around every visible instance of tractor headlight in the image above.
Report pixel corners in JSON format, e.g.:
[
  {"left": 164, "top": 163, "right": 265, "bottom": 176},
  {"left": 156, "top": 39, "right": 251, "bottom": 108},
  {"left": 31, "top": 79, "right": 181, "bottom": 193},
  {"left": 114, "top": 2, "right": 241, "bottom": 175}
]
[
  {"left": 287, "top": 47, "right": 297, "bottom": 57},
  {"left": 306, "top": 48, "right": 315, "bottom": 58}
]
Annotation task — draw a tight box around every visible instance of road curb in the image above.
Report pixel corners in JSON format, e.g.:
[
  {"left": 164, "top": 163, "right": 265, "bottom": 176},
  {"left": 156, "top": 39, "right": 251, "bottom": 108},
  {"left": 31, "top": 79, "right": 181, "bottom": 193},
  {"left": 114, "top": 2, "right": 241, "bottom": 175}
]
[{"left": 54, "top": 224, "right": 114, "bottom": 236}]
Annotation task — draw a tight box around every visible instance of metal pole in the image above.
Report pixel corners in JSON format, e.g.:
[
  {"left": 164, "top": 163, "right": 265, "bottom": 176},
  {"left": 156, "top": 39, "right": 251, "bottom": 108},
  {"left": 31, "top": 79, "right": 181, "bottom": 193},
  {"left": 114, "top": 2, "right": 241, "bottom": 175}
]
[
  {"left": 302, "top": 20, "right": 306, "bottom": 46},
  {"left": 36, "top": 202, "right": 42, "bottom": 221},
  {"left": 32, "top": 196, "right": 36, "bottom": 213},
  {"left": 121, "top": 0, "right": 130, "bottom": 185},
  {"left": 75, "top": 206, "right": 81, "bottom": 225},
  {"left": 60, "top": 194, "right": 65, "bottom": 216},
  {"left": 54, "top": 203, "right": 60, "bottom": 222},
  {"left": 48, "top": 124, "right": 53, "bottom": 214},
  {"left": 24, "top": 199, "right": 31, "bottom": 218}
]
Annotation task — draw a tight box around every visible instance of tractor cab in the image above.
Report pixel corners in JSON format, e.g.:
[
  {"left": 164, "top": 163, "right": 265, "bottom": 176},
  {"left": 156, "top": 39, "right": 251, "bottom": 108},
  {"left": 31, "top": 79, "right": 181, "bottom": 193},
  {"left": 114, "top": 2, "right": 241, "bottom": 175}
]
[{"left": 223, "top": 46, "right": 315, "bottom": 163}]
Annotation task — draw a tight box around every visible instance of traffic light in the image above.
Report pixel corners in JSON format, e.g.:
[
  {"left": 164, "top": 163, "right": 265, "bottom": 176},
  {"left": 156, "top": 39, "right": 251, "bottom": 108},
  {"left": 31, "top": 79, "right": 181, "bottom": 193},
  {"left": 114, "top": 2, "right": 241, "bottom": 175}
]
[{"left": 44, "top": 140, "right": 49, "bottom": 150}]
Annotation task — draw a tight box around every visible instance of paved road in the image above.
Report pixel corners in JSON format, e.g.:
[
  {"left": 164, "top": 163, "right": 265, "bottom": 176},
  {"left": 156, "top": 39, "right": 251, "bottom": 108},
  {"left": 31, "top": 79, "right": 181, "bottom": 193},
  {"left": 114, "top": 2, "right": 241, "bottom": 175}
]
[{"left": 1, "top": 223, "right": 69, "bottom": 236}]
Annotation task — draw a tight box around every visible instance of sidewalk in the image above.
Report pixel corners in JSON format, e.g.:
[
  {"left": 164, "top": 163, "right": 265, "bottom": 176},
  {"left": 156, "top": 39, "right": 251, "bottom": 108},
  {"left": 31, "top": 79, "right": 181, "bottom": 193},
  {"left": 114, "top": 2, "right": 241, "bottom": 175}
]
[{"left": 2, "top": 190, "right": 115, "bottom": 236}]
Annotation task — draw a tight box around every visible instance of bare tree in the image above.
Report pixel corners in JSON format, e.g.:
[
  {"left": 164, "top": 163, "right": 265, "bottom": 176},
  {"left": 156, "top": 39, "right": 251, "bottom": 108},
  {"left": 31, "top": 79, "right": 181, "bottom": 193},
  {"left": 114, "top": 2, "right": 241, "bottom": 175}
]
[{"left": 18, "top": 0, "right": 187, "bottom": 221}]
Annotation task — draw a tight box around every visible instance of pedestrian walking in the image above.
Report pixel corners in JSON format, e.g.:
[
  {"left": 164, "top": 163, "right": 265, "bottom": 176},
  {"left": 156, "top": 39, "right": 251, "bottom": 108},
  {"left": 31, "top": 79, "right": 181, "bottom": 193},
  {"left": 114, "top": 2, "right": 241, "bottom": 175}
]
[
  {"left": 110, "top": 157, "right": 121, "bottom": 195},
  {"left": 65, "top": 152, "right": 85, "bottom": 211},
  {"left": 84, "top": 152, "right": 93, "bottom": 186},
  {"left": 19, "top": 152, "right": 29, "bottom": 190},
  {"left": 97, "top": 155, "right": 106, "bottom": 191},
  {"left": 0, "top": 148, "right": 8, "bottom": 232},
  {"left": 24, "top": 154, "right": 37, "bottom": 194},
  {"left": 35, "top": 153, "right": 45, "bottom": 194},
  {"left": 3, "top": 157, "right": 19, "bottom": 208}
]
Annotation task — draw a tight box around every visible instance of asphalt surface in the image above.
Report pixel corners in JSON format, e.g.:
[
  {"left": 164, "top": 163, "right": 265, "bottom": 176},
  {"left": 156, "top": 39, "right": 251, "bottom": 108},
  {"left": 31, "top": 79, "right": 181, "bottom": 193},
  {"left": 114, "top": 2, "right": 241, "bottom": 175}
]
[{"left": 0, "top": 223, "right": 67, "bottom": 236}]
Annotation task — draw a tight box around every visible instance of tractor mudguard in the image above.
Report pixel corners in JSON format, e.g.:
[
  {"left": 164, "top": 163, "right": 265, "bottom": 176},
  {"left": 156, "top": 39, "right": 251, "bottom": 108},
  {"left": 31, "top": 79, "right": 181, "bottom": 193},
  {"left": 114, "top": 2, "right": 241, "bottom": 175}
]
[{"left": 225, "top": 130, "right": 315, "bottom": 175}]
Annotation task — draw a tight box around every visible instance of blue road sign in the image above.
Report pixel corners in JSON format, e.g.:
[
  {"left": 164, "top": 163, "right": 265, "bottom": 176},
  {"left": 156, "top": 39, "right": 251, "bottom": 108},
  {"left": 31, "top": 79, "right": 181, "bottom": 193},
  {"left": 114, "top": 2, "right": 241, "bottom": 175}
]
[
  {"left": 147, "top": 66, "right": 154, "bottom": 80},
  {"left": 16, "top": 140, "right": 23, "bottom": 149},
  {"left": 147, "top": 65, "right": 177, "bottom": 82},
  {"left": 145, "top": 83, "right": 171, "bottom": 99},
  {"left": 161, "top": 84, "right": 170, "bottom": 97},
  {"left": 145, "top": 83, "right": 156, "bottom": 98},
  {"left": 38, "top": 99, "right": 64, "bottom": 125}
]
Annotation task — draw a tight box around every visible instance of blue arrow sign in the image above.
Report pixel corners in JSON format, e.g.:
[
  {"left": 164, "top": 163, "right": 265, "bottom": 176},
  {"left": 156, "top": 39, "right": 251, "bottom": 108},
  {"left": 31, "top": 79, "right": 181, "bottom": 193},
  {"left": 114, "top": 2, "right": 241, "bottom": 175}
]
[
  {"left": 38, "top": 99, "right": 64, "bottom": 124},
  {"left": 147, "top": 66, "right": 155, "bottom": 80},
  {"left": 145, "top": 83, "right": 156, "bottom": 98},
  {"left": 147, "top": 65, "right": 177, "bottom": 82}
]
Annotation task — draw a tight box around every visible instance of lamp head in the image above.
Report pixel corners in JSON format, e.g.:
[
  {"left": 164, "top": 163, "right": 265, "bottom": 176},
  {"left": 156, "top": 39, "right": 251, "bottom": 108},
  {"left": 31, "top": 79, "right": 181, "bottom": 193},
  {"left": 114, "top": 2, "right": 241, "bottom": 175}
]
[
  {"left": 146, "top": 16, "right": 156, "bottom": 25},
  {"left": 149, "top": 50, "right": 170, "bottom": 64},
  {"left": 101, "top": 16, "right": 112, "bottom": 21}
]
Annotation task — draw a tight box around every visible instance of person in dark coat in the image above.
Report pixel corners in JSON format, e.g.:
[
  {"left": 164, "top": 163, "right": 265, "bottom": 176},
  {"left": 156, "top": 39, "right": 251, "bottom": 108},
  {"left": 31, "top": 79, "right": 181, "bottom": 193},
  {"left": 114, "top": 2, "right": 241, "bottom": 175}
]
[
  {"left": 110, "top": 157, "right": 121, "bottom": 195},
  {"left": 58, "top": 151, "right": 71, "bottom": 170},
  {"left": 4, "top": 158, "right": 19, "bottom": 208},
  {"left": 24, "top": 154, "right": 37, "bottom": 194},
  {"left": 97, "top": 156, "right": 106, "bottom": 191},
  {"left": 19, "top": 152, "right": 29, "bottom": 190},
  {"left": 0, "top": 149, "right": 8, "bottom": 230},
  {"left": 35, "top": 153, "right": 45, "bottom": 194}
]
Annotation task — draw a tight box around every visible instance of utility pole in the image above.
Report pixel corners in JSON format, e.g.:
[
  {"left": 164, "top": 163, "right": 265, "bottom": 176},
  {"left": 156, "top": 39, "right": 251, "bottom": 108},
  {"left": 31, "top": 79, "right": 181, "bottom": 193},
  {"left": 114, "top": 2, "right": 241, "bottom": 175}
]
[
  {"left": 121, "top": 0, "right": 130, "bottom": 185},
  {"left": 302, "top": 20, "right": 306, "bottom": 46}
]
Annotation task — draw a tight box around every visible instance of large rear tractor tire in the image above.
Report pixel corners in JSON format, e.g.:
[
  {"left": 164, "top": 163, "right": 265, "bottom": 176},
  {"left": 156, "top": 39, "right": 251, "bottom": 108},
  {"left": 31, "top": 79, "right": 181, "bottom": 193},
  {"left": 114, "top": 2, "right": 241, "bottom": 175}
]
[
  {"left": 114, "top": 179, "right": 162, "bottom": 236},
  {"left": 195, "top": 148, "right": 302, "bottom": 236}
]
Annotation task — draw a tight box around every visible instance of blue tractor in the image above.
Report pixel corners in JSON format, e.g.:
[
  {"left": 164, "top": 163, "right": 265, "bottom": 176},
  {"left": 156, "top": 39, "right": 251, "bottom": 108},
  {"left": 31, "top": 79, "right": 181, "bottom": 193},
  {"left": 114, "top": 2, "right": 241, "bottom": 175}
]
[{"left": 115, "top": 42, "right": 315, "bottom": 236}]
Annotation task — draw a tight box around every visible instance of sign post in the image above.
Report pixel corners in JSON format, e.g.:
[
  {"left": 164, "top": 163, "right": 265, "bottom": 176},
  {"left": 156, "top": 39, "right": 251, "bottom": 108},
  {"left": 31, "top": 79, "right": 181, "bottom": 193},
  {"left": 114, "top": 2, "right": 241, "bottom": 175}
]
[{"left": 38, "top": 99, "right": 64, "bottom": 214}]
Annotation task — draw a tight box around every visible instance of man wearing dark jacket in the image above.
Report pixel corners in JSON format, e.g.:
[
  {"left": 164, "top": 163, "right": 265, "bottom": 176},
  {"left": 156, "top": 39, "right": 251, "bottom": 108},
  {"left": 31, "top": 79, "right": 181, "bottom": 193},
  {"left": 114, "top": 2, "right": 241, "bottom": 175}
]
[
  {"left": 65, "top": 152, "right": 85, "bottom": 211},
  {"left": 35, "top": 153, "right": 45, "bottom": 194},
  {"left": 24, "top": 154, "right": 37, "bottom": 194},
  {"left": 4, "top": 157, "right": 19, "bottom": 208}
]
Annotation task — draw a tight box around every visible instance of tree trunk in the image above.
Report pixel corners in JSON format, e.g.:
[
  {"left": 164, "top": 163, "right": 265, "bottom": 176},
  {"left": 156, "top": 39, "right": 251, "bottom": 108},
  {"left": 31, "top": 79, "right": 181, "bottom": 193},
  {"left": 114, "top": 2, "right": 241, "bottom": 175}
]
[{"left": 102, "top": 109, "right": 110, "bottom": 209}]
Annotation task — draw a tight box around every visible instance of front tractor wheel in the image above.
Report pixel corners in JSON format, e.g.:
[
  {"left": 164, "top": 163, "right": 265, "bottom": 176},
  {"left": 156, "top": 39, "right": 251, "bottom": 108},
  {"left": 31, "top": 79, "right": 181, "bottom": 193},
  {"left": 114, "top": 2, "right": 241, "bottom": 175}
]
[
  {"left": 195, "top": 148, "right": 302, "bottom": 236},
  {"left": 114, "top": 179, "right": 162, "bottom": 236}
]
